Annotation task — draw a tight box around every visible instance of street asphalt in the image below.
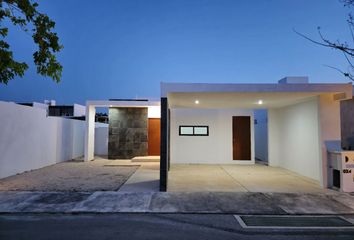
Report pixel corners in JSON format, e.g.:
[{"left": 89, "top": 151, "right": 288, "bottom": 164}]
[{"left": 0, "top": 213, "right": 354, "bottom": 240}]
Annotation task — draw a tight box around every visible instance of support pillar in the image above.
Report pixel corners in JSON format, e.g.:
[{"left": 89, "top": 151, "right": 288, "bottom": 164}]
[
  {"left": 84, "top": 105, "right": 96, "bottom": 161},
  {"left": 160, "top": 98, "right": 168, "bottom": 191}
]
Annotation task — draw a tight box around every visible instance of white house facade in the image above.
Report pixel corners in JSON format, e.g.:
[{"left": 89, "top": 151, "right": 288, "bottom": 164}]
[{"left": 159, "top": 77, "right": 353, "bottom": 191}]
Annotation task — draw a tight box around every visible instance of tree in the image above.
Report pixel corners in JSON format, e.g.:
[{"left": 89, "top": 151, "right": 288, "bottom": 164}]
[
  {"left": 294, "top": 0, "right": 354, "bottom": 81},
  {"left": 0, "top": 0, "right": 63, "bottom": 84}
]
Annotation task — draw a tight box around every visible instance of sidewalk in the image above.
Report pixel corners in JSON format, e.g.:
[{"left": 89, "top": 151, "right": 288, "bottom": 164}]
[{"left": 0, "top": 191, "right": 353, "bottom": 214}]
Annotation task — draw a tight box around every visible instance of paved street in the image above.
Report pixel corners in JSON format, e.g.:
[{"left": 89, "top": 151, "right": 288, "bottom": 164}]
[{"left": 0, "top": 214, "right": 354, "bottom": 240}]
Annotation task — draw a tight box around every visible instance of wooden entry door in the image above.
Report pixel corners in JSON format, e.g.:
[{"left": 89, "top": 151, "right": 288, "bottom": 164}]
[
  {"left": 148, "top": 118, "right": 161, "bottom": 156},
  {"left": 232, "top": 116, "right": 251, "bottom": 160}
]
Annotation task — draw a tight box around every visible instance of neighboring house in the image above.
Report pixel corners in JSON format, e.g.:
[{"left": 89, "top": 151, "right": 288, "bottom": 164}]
[
  {"left": 48, "top": 104, "right": 85, "bottom": 117},
  {"left": 17, "top": 101, "right": 86, "bottom": 118},
  {"left": 17, "top": 101, "right": 51, "bottom": 112}
]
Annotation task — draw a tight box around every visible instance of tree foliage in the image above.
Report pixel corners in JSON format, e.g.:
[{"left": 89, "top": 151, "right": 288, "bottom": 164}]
[
  {"left": 295, "top": 0, "right": 354, "bottom": 81},
  {"left": 0, "top": 0, "right": 62, "bottom": 84}
]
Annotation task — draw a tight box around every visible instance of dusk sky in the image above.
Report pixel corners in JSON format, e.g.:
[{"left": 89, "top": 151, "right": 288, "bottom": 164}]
[{"left": 0, "top": 0, "right": 352, "bottom": 105}]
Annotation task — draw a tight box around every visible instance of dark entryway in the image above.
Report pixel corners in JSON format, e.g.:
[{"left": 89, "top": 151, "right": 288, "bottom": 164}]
[
  {"left": 232, "top": 116, "right": 251, "bottom": 160},
  {"left": 148, "top": 118, "right": 160, "bottom": 155}
]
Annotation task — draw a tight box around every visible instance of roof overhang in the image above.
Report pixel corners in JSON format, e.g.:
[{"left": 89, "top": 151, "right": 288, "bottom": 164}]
[
  {"left": 86, "top": 100, "right": 160, "bottom": 108},
  {"left": 161, "top": 82, "right": 353, "bottom": 109}
]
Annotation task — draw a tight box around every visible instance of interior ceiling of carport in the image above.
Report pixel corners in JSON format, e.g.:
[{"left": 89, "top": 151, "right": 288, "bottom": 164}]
[{"left": 168, "top": 92, "right": 325, "bottom": 109}]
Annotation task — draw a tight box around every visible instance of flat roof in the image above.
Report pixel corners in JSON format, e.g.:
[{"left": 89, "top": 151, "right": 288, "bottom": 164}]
[
  {"left": 86, "top": 100, "right": 160, "bottom": 108},
  {"left": 161, "top": 82, "right": 353, "bottom": 99}
]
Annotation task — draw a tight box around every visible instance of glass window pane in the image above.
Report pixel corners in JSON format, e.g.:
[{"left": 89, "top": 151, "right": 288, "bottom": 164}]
[
  {"left": 180, "top": 126, "right": 193, "bottom": 135},
  {"left": 194, "top": 127, "right": 208, "bottom": 135}
]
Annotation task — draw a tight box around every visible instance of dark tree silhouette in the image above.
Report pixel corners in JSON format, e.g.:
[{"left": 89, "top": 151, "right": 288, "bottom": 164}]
[{"left": 0, "top": 0, "right": 63, "bottom": 84}]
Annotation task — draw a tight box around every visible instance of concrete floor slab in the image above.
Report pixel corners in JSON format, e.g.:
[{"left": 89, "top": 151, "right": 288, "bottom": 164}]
[
  {"left": 169, "top": 164, "right": 325, "bottom": 193},
  {"left": 119, "top": 163, "right": 160, "bottom": 192},
  {"left": 329, "top": 193, "right": 354, "bottom": 211},
  {"left": 132, "top": 156, "right": 160, "bottom": 162},
  {"left": 0, "top": 191, "right": 353, "bottom": 214},
  {"left": 232, "top": 175, "right": 324, "bottom": 193},
  {"left": 208, "top": 192, "right": 286, "bottom": 214},
  {"left": 265, "top": 193, "right": 354, "bottom": 214},
  {"left": 72, "top": 192, "right": 153, "bottom": 212},
  {"left": 148, "top": 192, "right": 285, "bottom": 214},
  {"left": 168, "top": 165, "right": 247, "bottom": 192},
  {"left": 0, "top": 192, "right": 42, "bottom": 212},
  {"left": 20, "top": 192, "right": 92, "bottom": 213}
]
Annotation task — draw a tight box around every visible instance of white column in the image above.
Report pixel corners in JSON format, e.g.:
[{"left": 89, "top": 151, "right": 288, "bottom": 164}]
[
  {"left": 318, "top": 94, "right": 341, "bottom": 188},
  {"left": 267, "top": 108, "right": 280, "bottom": 167},
  {"left": 84, "top": 104, "right": 96, "bottom": 161}
]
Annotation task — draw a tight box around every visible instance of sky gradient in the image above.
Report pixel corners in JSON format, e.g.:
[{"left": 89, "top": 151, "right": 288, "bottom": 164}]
[{"left": 0, "top": 0, "right": 352, "bottom": 105}]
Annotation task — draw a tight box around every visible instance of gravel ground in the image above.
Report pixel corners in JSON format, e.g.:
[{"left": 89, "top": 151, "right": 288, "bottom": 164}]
[{"left": 0, "top": 159, "right": 139, "bottom": 192}]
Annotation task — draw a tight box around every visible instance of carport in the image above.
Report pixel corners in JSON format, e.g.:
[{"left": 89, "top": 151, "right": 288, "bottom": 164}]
[{"left": 159, "top": 78, "right": 353, "bottom": 191}]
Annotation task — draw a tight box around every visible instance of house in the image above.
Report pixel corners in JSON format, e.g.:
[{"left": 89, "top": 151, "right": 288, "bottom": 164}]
[
  {"left": 17, "top": 100, "right": 86, "bottom": 118},
  {"left": 159, "top": 77, "right": 353, "bottom": 191},
  {"left": 48, "top": 104, "right": 85, "bottom": 117},
  {"left": 84, "top": 77, "right": 354, "bottom": 192}
]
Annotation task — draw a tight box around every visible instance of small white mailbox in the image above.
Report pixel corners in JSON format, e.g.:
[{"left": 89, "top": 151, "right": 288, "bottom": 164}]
[
  {"left": 341, "top": 151, "right": 354, "bottom": 193},
  {"left": 328, "top": 150, "right": 354, "bottom": 193}
]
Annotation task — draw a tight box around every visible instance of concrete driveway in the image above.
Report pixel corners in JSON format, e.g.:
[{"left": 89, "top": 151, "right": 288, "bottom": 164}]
[{"left": 168, "top": 164, "right": 327, "bottom": 193}]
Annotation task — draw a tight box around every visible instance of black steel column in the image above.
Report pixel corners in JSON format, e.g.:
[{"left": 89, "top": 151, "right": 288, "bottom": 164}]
[{"left": 160, "top": 97, "right": 168, "bottom": 191}]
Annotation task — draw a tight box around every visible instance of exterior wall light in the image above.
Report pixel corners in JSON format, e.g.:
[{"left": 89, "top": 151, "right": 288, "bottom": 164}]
[
  {"left": 257, "top": 100, "right": 263, "bottom": 105},
  {"left": 195, "top": 100, "right": 199, "bottom": 104}
]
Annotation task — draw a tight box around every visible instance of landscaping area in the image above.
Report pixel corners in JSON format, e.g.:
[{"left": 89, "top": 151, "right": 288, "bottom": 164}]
[{"left": 0, "top": 159, "right": 139, "bottom": 192}]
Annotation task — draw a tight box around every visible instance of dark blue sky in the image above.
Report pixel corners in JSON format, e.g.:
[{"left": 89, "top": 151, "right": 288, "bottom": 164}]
[{"left": 0, "top": 0, "right": 352, "bottom": 105}]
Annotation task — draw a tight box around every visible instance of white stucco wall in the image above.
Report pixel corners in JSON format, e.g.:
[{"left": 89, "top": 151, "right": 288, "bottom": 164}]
[
  {"left": 268, "top": 97, "right": 321, "bottom": 181},
  {"left": 0, "top": 101, "right": 86, "bottom": 179},
  {"left": 32, "top": 102, "right": 49, "bottom": 112},
  {"left": 318, "top": 93, "right": 341, "bottom": 187},
  {"left": 95, "top": 125, "right": 108, "bottom": 156},
  {"left": 73, "top": 103, "right": 86, "bottom": 116},
  {"left": 170, "top": 108, "right": 255, "bottom": 164},
  {"left": 148, "top": 106, "right": 161, "bottom": 118},
  {"left": 254, "top": 109, "right": 268, "bottom": 162}
]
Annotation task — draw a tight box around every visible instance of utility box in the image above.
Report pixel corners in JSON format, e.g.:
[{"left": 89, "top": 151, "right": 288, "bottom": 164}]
[{"left": 328, "top": 150, "right": 354, "bottom": 192}]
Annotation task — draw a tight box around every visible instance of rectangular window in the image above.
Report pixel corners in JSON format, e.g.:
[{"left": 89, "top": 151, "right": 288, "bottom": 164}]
[
  {"left": 179, "top": 126, "right": 209, "bottom": 136},
  {"left": 180, "top": 126, "right": 194, "bottom": 135}
]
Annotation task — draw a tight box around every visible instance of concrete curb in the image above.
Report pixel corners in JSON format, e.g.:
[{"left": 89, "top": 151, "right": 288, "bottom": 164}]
[{"left": 0, "top": 191, "right": 353, "bottom": 214}]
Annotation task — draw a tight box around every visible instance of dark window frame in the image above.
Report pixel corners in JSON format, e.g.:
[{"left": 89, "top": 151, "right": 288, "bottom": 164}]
[{"left": 179, "top": 125, "right": 209, "bottom": 136}]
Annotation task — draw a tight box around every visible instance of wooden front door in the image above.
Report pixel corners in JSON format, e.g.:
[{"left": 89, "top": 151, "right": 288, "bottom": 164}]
[
  {"left": 148, "top": 118, "right": 161, "bottom": 156},
  {"left": 232, "top": 116, "right": 251, "bottom": 160}
]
